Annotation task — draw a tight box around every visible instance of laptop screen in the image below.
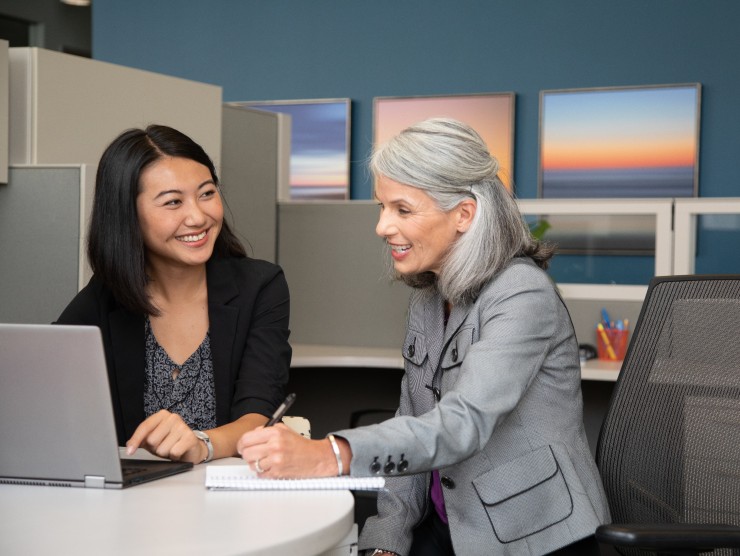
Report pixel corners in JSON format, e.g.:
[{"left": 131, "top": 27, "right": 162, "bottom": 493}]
[{"left": 0, "top": 323, "right": 191, "bottom": 488}]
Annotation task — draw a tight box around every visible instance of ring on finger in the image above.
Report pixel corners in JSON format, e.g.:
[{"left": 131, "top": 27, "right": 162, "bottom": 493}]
[{"left": 254, "top": 458, "right": 265, "bottom": 474}]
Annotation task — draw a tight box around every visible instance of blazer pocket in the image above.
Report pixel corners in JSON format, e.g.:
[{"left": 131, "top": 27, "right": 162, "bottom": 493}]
[
  {"left": 472, "top": 445, "right": 573, "bottom": 543},
  {"left": 440, "top": 325, "right": 474, "bottom": 371},
  {"left": 402, "top": 330, "right": 428, "bottom": 367}
]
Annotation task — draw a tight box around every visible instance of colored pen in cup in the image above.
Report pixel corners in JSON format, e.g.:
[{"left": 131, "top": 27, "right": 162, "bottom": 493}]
[
  {"left": 596, "top": 323, "right": 617, "bottom": 360},
  {"left": 601, "top": 308, "right": 612, "bottom": 329},
  {"left": 266, "top": 393, "right": 296, "bottom": 426}
]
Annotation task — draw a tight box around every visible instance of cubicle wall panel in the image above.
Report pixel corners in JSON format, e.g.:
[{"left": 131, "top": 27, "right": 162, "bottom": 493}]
[
  {"left": 278, "top": 202, "right": 410, "bottom": 348},
  {"left": 0, "top": 40, "right": 8, "bottom": 184},
  {"left": 9, "top": 48, "right": 222, "bottom": 170},
  {"left": 221, "top": 106, "right": 287, "bottom": 263},
  {"left": 0, "top": 167, "right": 81, "bottom": 324}
]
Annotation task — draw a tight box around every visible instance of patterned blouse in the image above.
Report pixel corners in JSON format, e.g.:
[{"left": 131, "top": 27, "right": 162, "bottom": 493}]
[{"left": 143, "top": 318, "right": 217, "bottom": 430}]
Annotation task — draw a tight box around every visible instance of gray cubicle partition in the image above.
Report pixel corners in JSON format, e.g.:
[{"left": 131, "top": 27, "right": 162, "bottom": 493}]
[
  {"left": 278, "top": 202, "right": 410, "bottom": 348},
  {"left": 1, "top": 40, "right": 8, "bottom": 184},
  {"left": 220, "top": 105, "right": 290, "bottom": 263},
  {"left": 0, "top": 166, "right": 90, "bottom": 324},
  {"left": 8, "top": 47, "right": 222, "bottom": 171}
]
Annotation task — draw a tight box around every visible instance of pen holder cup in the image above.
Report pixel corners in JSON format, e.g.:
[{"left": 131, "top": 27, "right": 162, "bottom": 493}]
[{"left": 597, "top": 329, "right": 629, "bottom": 361}]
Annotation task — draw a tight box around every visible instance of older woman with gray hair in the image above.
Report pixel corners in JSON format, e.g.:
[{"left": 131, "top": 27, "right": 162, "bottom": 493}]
[{"left": 237, "top": 118, "right": 610, "bottom": 556}]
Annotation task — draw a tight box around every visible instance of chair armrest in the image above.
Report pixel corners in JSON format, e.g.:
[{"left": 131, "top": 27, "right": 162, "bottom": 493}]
[{"left": 596, "top": 523, "right": 740, "bottom": 551}]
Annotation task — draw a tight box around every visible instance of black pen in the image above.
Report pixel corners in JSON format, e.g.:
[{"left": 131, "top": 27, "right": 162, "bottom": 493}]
[{"left": 266, "top": 393, "right": 296, "bottom": 426}]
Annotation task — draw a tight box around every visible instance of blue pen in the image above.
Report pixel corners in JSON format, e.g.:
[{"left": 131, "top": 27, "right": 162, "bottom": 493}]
[
  {"left": 616, "top": 320, "right": 624, "bottom": 331},
  {"left": 601, "top": 308, "right": 612, "bottom": 329}
]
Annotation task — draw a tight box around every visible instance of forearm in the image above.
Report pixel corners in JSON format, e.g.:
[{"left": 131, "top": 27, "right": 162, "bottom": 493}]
[{"left": 206, "top": 413, "right": 269, "bottom": 460}]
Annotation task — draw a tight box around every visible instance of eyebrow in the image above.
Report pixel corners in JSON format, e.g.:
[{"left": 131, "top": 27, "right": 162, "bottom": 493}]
[{"left": 152, "top": 179, "right": 215, "bottom": 199}]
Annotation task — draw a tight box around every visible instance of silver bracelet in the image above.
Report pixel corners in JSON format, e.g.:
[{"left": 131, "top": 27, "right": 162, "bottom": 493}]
[{"left": 327, "top": 434, "right": 343, "bottom": 476}]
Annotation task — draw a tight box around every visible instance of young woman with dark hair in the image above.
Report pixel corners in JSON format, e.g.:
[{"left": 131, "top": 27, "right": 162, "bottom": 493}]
[{"left": 57, "top": 125, "right": 291, "bottom": 464}]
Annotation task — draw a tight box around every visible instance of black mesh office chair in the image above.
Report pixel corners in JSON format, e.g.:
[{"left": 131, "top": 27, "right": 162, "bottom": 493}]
[{"left": 596, "top": 275, "right": 740, "bottom": 555}]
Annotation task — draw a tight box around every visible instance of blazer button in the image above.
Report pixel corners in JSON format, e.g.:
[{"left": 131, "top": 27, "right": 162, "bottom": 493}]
[
  {"left": 407, "top": 344, "right": 415, "bottom": 357},
  {"left": 440, "top": 476, "right": 455, "bottom": 489},
  {"left": 398, "top": 454, "right": 409, "bottom": 473},
  {"left": 384, "top": 456, "right": 396, "bottom": 474},
  {"left": 370, "top": 457, "right": 381, "bottom": 474}
]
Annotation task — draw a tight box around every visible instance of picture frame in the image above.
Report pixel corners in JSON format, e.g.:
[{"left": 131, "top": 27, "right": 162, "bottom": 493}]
[
  {"left": 373, "top": 92, "right": 515, "bottom": 191},
  {"left": 539, "top": 83, "right": 701, "bottom": 199},
  {"left": 229, "top": 98, "right": 351, "bottom": 201},
  {"left": 537, "top": 83, "right": 701, "bottom": 255}
]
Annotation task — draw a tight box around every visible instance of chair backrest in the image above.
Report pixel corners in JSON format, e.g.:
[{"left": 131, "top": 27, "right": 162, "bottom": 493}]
[{"left": 596, "top": 275, "right": 740, "bottom": 534}]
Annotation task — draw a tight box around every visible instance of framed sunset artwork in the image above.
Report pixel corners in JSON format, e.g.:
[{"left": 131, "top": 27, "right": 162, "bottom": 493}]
[
  {"left": 536, "top": 84, "right": 701, "bottom": 255},
  {"left": 539, "top": 83, "right": 701, "bottom": 198},
  {"left": 229, "top": 98, "right": 351, "bottom": 201},
  {"left": 373, "top": 93, "right": 515, "bottom": 192}
]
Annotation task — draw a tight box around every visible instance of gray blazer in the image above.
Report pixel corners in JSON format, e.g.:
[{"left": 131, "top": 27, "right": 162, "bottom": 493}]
[{"left": 336, "top": 258, "right": 610, "bottom": 556}]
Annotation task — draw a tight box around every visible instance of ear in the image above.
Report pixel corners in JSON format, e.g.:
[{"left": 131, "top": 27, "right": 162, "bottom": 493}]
[{"left": 455, "top": 198, "right": 477, "bottom": 233}]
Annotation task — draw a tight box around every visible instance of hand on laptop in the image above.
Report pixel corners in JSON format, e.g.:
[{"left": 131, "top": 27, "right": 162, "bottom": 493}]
[{"left": 126, "top": 410, "right": 207, "bottom": 464}]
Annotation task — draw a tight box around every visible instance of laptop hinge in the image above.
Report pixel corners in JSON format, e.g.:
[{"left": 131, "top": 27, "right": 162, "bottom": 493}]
[{"left": 84, "top": 475, "right": 106, "bottom": 488}]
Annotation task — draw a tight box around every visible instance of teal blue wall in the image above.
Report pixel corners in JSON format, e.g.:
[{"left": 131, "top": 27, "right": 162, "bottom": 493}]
[{"left": 92, "top": 0, "right": 740, "bottom": 202}]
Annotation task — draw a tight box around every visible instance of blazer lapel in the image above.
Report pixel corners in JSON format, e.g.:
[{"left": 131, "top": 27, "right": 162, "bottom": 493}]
[
  {"left": 423, "top": 290, "right": 446, "bottom": 372},
  {"left": 206, "top": 259, "right": 240, "bottom": 425},
  {"left": 443, "top": 300, "right": 473, "bottom": 345},
  {"left": 109, "top": 308, "right": 145, "bottom": 439}
]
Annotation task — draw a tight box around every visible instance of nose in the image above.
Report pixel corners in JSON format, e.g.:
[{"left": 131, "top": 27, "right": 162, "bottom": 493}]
[
  {"left": 184, "top": 200, "right": 207, "bottom": 227},
  {"left": 376, "top": 208, "right": 394, "bottom": 238}
]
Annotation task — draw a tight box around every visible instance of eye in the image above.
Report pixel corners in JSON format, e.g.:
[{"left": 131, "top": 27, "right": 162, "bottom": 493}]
[
  {"left": 398, "top": 207, "right": 411, "bottom": 216},
  {"left": 163, "top": 199, "right": 181, "bottom": 207},
  {"left": 201, "top": 189, "right": 217, "bottom": 199}
]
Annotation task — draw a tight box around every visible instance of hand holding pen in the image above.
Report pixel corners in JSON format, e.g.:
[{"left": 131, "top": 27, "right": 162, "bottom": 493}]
[{"left": 237, "top": 392, "right": 337, "bottom": 478}]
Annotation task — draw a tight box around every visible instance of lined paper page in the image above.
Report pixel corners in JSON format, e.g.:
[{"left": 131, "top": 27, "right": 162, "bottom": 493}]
[{"left": 206, "top": 465, "right": 385, "bottom": 491}]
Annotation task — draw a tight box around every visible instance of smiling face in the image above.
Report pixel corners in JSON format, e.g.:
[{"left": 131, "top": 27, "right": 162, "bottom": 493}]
[
  {"left": 136, "top": 156, "right": 223, "bottom": 272},
  {"left": 374, "top": 176, "right": 474, "bottom": 276}
]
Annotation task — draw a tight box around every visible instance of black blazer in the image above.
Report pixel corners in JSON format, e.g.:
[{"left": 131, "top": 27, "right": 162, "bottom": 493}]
[{"left": 56, "top": 256, "right": 291, "bottom": 444}]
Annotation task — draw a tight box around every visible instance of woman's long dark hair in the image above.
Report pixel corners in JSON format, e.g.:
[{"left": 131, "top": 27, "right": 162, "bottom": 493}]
[{"left": 87, "top": 124, "right": 246, "bottom": 315}]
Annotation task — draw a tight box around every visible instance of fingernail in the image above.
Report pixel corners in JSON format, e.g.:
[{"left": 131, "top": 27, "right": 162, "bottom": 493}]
[{"left": 126, "top": 445, "right": 134, "bottom": 455}]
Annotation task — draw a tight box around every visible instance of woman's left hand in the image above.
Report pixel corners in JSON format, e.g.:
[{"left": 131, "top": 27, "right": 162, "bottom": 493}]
[
  {"left": 236, "top": 424, "right": 337, "bottom": 478},
  {"left": 125, "top": 409, "right": 206, "bottom": 464}
]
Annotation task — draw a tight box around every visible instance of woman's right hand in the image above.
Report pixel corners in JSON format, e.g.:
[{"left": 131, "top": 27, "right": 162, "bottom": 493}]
[
  {"left": 126, "top": 409, "right": 206, "bottom": 464},
  {"left": 236, "top": 424, "right": 341, "bottom": 478}
]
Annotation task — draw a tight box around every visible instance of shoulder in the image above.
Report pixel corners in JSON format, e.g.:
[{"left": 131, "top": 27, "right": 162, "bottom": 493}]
[
  {"left": 55, "top": 276, "right": 112, "bottom": 325},
  {"left": 209, "top": 256, "right": 285, "bottom": 283},
  {"left": 485, "top": 257, "right": 553, "bottom": 295},
  {"left": 474, "top": 257, "right": 559, "bottom": 314},
  {"left": 206, "top": 256, "right": 289, "bottom": 304}
]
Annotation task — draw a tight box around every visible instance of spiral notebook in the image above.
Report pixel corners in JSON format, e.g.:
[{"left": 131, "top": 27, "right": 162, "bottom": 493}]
[{"left": 206, "top": 465, "right": 385, "bottom": 491}]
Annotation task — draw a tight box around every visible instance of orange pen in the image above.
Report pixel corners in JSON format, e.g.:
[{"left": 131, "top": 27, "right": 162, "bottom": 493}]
[{"left": 597, "top": 322, "right": 617, "bottom": 360}]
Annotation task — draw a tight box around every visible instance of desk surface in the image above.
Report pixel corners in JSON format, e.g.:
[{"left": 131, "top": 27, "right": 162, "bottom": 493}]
[
  {"left": 291, "top": 343, "right": 621, "bottom": 382},
  {"left": 0, "top": 456, "right": 354, "bottom": 556}
]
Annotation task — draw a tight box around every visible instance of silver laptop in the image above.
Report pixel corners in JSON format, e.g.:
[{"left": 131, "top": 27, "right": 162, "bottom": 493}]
[{"left": 0, "top": 323, "right": 192, "bottom": 488}]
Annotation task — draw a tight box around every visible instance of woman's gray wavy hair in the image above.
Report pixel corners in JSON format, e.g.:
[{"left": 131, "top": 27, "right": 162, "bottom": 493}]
[{"left": 371, "top": 117, "right": 553, "bottom": 305}]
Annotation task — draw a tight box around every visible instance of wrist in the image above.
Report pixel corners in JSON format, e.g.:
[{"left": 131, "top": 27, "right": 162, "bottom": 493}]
[
  {"left": 193, "top": 430, "right": 213, "bottom": 463},
  {"left": 326, "top": 434, "right": 343, "bottom": 476}
]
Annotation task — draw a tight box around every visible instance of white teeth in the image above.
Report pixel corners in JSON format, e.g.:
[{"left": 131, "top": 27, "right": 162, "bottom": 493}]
[
  {"left": 390, "top": 244, "right": 410, "bottom": 253},
  {"left": 177, "top": 231, "right": 207, "bottom": 243}
]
